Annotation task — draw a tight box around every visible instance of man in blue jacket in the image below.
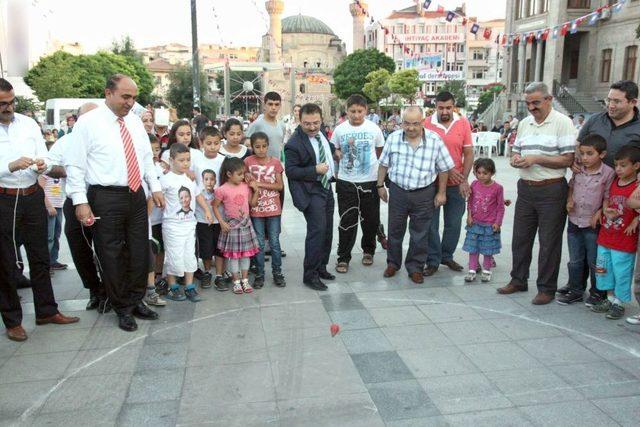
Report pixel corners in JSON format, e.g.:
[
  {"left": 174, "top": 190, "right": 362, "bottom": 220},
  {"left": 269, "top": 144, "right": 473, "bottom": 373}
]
[{"left": 284, "top": 103, "right": 336, "bottom": 290}]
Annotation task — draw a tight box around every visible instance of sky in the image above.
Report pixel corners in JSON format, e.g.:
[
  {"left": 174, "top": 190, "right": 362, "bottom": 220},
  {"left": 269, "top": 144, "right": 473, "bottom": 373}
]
[{"left": 29, "top": 0, "right": 507, "bottom": 54}]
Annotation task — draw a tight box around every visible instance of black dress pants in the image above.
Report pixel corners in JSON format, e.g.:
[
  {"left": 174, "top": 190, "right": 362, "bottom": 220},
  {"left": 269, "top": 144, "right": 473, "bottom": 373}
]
[
  {"left": 336, "top": 179, "right": 379, "bottom": 263},
  {"left": 63, "top": 198, "right": 104, "bottom": 298},
  {"left": 0, "top": 188, "right": 58, "bottom": 328},
  {"left": 302, "top": 185, "right": 334, "bottom": 283},
  {"left": 87, "top": 186, "right": 148, "bottom": 314}
]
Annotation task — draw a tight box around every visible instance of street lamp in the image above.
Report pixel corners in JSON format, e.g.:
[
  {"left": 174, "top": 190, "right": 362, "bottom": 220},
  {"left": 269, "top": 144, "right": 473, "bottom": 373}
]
[{"left": 190, "top": 0, "right": 201, "bottom": 109}]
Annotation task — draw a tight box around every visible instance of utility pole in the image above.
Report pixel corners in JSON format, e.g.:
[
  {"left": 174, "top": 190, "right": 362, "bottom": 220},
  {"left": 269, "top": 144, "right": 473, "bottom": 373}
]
[{"left": 190, "top": 0, "right": 201, "bottom": 109}]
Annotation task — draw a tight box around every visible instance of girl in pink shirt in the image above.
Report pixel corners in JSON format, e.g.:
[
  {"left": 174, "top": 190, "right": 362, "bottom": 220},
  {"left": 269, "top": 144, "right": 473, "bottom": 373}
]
[
  {"left": 462, "top": 159, "right": 505, "bottom": 283},
  {"left": 213, "top": 158, "right": 260, "bottom": 294}
]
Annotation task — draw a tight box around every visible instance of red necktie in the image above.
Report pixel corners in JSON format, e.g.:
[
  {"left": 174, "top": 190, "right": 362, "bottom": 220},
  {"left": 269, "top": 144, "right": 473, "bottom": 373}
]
[{"left": 117, "top": 117, "right": 142, "bottom": 192}]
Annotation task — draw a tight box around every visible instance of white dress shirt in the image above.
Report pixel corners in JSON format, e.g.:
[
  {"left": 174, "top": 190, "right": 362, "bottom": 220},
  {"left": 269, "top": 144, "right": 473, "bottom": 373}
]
[
  {"left": 47, "top": 133, "right": 73, "bottom": 166},
  {"left": 0, "top": 113, "right": 49, "bottom": 188},
  {"left": 308, "top": 131, "right": 336, "bottom": 180},
  {"left": 66, "top": 105, "right": 160, "bottom": 205}
]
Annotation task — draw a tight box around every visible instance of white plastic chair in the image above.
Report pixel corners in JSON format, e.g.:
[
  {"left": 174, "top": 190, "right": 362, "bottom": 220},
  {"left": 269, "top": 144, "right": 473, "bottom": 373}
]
[{"left": 474, "top": 132, "right": 501, "bottom": 157}]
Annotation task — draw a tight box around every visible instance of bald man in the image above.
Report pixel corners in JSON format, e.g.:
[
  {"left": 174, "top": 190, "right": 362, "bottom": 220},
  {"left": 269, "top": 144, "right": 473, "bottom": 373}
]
[{"left": 377, "top": 107, "right": 454, "bottom": 284}]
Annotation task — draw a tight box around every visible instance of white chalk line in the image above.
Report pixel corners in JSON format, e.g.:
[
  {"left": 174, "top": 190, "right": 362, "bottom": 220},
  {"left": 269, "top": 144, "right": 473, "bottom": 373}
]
[{"left": 14, "top": 295, "right": 640, "bottom": 425}]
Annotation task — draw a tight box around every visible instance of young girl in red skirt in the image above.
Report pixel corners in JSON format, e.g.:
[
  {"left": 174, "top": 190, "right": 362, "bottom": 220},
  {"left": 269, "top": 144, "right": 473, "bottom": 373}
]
[{"left": 212, "top": 158, "right": 260, "bottom": 294}]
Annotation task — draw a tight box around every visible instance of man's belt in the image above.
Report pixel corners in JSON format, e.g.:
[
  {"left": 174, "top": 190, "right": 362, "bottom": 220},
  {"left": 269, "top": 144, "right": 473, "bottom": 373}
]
[
  {"left": 0, "top": 183, "right": 39, "bottom": 196},
  {"left": 521, "top": 177, "right": 564, "bottom": 187}
]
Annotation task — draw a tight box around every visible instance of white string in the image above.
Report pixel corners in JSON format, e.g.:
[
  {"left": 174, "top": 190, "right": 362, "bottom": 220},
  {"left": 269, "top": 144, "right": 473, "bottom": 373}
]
[
  {"left": 12, "top": 174, "right": 23, "bottom": 269},
  {"left": 338, "top": 181, "right": 372, "bottom": 232}
]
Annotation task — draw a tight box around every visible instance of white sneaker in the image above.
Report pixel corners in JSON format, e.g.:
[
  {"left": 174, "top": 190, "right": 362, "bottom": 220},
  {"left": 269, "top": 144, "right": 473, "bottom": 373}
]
[
  {"left": 144, "top": 292, "right": 167, "bottom": 306},
  {"left": 626, "top": 314, "right": 640, "bottom": 325},
  {"left": 232, "top": 280, "right": 243, "bottom": 294},
  {"left": 241, "top": 278, "right": 253, "bottom": 293},
  {"left": 464, "top": 271, "right": 477, "bottom": 282},
  {"left": 481, "top": 270, "right": 492, "bottom": 283}
]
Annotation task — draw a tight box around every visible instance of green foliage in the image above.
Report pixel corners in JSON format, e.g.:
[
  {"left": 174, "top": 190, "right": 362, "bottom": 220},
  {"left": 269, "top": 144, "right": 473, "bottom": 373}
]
[
  {"left": 388, "top": 69, "right": 420, "bottom": 103},
  {"left": 214, "top": 70, "right": 262, "bottom": 116},
  {"left": 111, "top": 35, "right": 143, "bottom": 63},
  {"left": 475, "top": 83, "right": 505, "bottom": 115},
  {"left": 168, "top": 65, "right": 219, "bottom": 119},
  {"left": 333, "top": 49, "right": 395, "bottom": 100},
  {"left": 24, "top": 50, "right": 155, "bottom": 104},
  {"left": 440, "top": 80, "right": 467, "bottom": 108},
  {"left": 15, "top": 96, "right": 42, "bottom": 114},
  {"left": 363, "top": 69, "right": 391, "bottom": 104}
]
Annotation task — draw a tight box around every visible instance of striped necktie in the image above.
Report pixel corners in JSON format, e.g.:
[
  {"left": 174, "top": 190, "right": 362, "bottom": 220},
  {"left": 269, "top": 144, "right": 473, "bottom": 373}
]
[
  {"left": 314, "top": 134, "right": 330, "bottom": 189},
  {"left": 117, "top": 117, "right": 142, "bottom": 192}
]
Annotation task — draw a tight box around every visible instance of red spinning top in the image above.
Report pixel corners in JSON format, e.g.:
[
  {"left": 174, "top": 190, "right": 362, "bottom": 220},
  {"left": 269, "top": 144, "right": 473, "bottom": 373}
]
[{"left": 330, "top": 323, "right": 340, "bottom": 337}]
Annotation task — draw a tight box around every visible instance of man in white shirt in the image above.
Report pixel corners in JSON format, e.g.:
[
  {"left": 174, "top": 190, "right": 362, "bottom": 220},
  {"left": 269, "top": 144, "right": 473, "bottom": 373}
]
[
  {"left": 0, "top": 78, "right": 79, "bottom": 342},
  {"left": 48, "top": 102, "right": 108, "bottom": 312},
  {"left": 66, "top": 74, "right": 165, "bottom": 332}
]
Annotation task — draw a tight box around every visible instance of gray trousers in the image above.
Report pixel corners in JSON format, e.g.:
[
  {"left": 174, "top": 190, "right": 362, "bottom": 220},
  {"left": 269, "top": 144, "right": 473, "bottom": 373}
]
[
  {"left": 387, "top": 181, "right": 436, "bottom": 274},
  {"left": 510, "top": 179, "right": 568, "bottom": 294}
]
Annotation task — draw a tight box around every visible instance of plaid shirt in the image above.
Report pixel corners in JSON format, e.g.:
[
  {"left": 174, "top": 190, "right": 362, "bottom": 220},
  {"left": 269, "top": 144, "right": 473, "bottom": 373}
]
[{"left": 379, "top": 129, "right": 454, "bottom": 190}]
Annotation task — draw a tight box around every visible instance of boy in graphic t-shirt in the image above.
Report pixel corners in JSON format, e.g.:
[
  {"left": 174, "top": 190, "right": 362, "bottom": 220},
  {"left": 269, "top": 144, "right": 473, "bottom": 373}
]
[{"left": 330, "top": 94, "right": 385, "bottom": 274}]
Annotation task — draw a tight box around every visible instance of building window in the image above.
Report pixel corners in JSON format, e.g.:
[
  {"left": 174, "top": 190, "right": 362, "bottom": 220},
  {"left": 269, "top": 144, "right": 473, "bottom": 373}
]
[
  {"left": 567, "top": 0, "right": 590, "bottom": 8},
  {"left": 472, "top": 49, "right": 485, "bottom": 60},
  {"left": 528, "top": 0, "right": 538, "bottom": 15},
  {"left": 542, "top": 0, "right": 549, "bottom": 12},
  {"left": 472, "top": 70, "right": 485, "bottom": 79},
  {"left": 623, "top": 46, "right": 638, "bottom": 80},
  {"left": 600, "top": 49, "right": 612, "bottom": 82}
]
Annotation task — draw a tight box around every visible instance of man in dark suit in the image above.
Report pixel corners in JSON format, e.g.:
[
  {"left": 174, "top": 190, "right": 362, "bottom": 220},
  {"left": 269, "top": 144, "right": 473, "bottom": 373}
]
[{"left": 284, "top": 103, "right": 336, "bottom": 290}]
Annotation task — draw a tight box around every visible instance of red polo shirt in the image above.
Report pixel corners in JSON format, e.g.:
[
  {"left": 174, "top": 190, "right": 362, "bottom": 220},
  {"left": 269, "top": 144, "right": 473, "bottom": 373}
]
[{"left": 424, "top": 113, "right": 473, "bottom": 186}]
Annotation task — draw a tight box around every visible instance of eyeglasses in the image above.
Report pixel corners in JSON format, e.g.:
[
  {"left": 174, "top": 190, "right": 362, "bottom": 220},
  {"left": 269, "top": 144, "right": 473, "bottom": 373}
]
[
  {"left": 605, "top": 98, "right": 627, "bottom": 106},
  {"left": 302, "top": 121, "right": 321, "bottom": 127},
  {"left": 0, "top": 98, "right": 16, "bottom": 108},
  {"left": 402, "top": 121, "right": 422, "bottom": 128}
]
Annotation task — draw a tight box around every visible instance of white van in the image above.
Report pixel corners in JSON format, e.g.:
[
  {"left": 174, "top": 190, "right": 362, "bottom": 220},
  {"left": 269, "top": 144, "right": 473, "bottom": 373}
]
[{"left": 44, "top": 98, "right": 147, "bottom": 130}]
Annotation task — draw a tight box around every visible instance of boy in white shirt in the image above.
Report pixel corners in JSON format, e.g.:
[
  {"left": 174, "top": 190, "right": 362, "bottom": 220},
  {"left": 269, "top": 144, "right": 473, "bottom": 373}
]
[
  {"left": 330, "top": 94, "right": 385, "bottom": 273},
  {"left": 160, "top": 144, "right": 213, "bottom": 302}
]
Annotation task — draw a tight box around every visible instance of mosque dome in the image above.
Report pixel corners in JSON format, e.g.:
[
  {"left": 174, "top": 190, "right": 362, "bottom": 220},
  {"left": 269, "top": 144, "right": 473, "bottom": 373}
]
[{"left": 281, "top": 15, "right": 336, "bottom": 36}]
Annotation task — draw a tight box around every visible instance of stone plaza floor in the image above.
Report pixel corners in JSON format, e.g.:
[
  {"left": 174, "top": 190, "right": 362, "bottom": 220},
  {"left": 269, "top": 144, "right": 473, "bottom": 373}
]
[{"left": 1, "top": 157, "right": 640, "bottom": 426}]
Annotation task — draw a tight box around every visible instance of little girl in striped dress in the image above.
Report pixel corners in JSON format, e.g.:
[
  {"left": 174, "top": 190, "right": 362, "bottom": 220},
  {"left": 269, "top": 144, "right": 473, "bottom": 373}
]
[{"left": 212, "top": 157, "right": 260, "bottom": 294}]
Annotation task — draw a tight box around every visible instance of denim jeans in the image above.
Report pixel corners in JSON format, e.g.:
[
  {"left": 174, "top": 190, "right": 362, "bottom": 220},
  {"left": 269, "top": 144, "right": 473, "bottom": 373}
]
[
  {"left": 566, "top": 222, "right": 602, "bottom": 296},
  {"left": 251, "top": 215, "right": 282, "bottom": 277},
  {"left": 427, "top": 185, "right": 466, "bottom": 266},
  {"left": 47, "top": 207, "right": 63, "bottom": 264}
]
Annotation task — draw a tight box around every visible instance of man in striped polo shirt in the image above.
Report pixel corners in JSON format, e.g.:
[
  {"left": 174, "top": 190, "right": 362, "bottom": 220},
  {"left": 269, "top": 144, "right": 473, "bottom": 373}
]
[{"left": 497, "top": 82, "right": 576, "bottom": 305}]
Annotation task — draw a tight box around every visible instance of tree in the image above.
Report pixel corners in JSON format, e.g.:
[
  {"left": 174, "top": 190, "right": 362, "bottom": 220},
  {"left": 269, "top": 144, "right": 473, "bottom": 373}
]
[
  {"left": 388, "top": 69, "right": 421, "bottom": 103},
  {"left": 214, "top": 71, "right": 262, "bottom": 116},
  {"left": 475, "top": 83, "right": 505, "bottom": 115},
  {"left": 333, "top": 49, "right": 395, "bottom": 100},
  {"left": 167, "top": 64, "right": 218, "bottom": 119},
  {"left": 111, "top": 35, "right": 143, "bottom": 63},
  {"left": 440, "top": 80, "right": 467, "bottom": 108},
  {"left": 24, "top": 51, "right": 155, "bottom": 104},
  {"left": 15, "top": 96, "right": 42, "bottom": 114},
  {"left": 363, "top": 69, "right": 391, "bottom": 104}
]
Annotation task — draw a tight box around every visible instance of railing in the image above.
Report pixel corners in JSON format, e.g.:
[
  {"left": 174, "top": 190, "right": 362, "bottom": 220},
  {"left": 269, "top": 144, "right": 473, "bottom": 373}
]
[
  {"left": 479, "top": 92, "right": 506, "bottom": 125},
  {"left": 552, "top": 79, "right": 587, "bottom": 114}
]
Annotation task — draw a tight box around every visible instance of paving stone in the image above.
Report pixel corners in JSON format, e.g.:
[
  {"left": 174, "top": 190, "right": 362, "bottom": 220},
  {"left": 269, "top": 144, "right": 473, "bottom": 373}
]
[
  {"left": 320, "top": 293, "right": 365, "bottom": 312},
  {"left": 339, "top": 328, "right": 394, "bottom": 354},
  {"left": 488, "top": 317, "right": 566, "bottom": 340},
  {"left": 418, "top": 373, "right": 513, "bottom": 414},
  {"left": 398, "top": 347, "right": 479, "bottom": 378},
  {"left": 64, "top": 345, "right": 143, "bottom": 377},
  {"left": 16, "top": 328, "right": 91, "bottom": 355},
  {"left": 435, "top": 320, "right": 510, "bottom": 345},
  {"left": 177, "top": 400, "right": 279, "bottom": 426},
  {"left": 278, "top": 393, "right": 385, "bottom": 427},
  {"left": 549, "top": 361, "right": 640, "bottom": 400},
  {"left": 367, "top": 379, "right": 441, "bottom": 422},
  {"left": 443, "top": 408, "right": 535, "bottom": 426},
  {"left": 329, "top": 309, "right": 378, "bottom": 330},
  {"left": 519, "top": 400, "right": 619, "bottom": 427},
  {"left": 385, "top": 416, "right": 450, "bottom": 427},
  {"left": 418, "top": 303, "right": 483, "bottom": 323},
  {"left": 517, "top": 336, "right": 605, "bottom": 366},
  {"left": 458, "top": 341, "right": 544, "bottom": 372},
  {"left": 368, "top": 305, "right": 430, "bottom": 327},
  {"left": 126, "top": 369, "right": 184, "bottom": 403},
  {"left": 40, "top": 373, "right": 131, "bottom": 414},
  {"left": 81, "top": 324, "right": 149, "bottom": 350},
  {"left": 351, "top": 351, "right": 415, "bottom": 384},
  {"left": 0, "top": 351, "right": 76, "bottom": 384},
  {"left": 118, "top": 400, "right": 179, "bottom": 427},
  {"left": 31, "top": 405, "right": 121, "bottom": 426},
  {"left": 382, "top": 324, "right": 452, "bottom": 350},
  {"left": 592, "top": 395, "right": 640, "bottom": 426},
  {"left": 0, "top": 379, "right": 57, "bottom": 417},
  {"left": 261, "top": 301, "right": 330, "bottom": 331},
  {"left": 135, "top": 342, "right": 188, "bottom": 371}
]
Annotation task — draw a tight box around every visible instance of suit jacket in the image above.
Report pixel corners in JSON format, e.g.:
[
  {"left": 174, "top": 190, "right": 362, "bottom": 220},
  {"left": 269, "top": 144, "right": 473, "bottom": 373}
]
[{"left": 284, "top": 126, "right": 335, "bottom": 212}]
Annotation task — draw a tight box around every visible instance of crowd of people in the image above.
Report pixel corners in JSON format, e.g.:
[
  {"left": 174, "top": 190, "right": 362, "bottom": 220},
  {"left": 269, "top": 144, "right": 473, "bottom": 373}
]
[{"left": 1, "top": 73, "right": 640, "bottom": 341}]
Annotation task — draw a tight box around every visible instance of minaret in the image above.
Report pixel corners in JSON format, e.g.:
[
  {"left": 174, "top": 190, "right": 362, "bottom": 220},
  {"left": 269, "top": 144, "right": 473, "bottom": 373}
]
[
  {"left": 265, "top": 0, "right": 284, "bottom": 64},
  {"left": 349, "top": 1, "right": 368, "bottom": 52}
]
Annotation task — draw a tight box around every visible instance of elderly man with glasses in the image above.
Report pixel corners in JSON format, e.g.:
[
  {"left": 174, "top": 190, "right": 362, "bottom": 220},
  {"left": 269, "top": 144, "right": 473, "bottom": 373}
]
[
  {"left": 377, "top": 106, "right": 454, "bottom": 284},
  {"left": 497, "top": 82, "right": 576, "bottom": 305}
]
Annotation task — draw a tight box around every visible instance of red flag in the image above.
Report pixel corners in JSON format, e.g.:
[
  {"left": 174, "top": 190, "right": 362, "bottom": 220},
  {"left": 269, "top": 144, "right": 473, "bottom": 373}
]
[
  {"left": 483, "top": 28, "right": 492, "bottom": 40},
  {"left": 560, "top": 22, "right": 570, "bottom": 36},
  {"left": 461, "top": 18, "right": 467, "bottom": 26},
  {"left": 384, "top": 27, "right": 389, "bottom": 35},
  {"left": 541, "top": 29, "right": 550, "bottom": 40},
  {"left": 437, "top": 5, "right": 445, "bottom": 13},
  {"left": 513, "top": 34, "right": 521, "bottom": 45},
  {"left": 501, "top": 34, "right": 507, "bottom": 45}
]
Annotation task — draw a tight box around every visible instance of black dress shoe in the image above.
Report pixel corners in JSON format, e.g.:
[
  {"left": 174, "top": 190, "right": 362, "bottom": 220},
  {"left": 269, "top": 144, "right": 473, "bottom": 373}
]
[
  {"left": 86, "top": 296, "right": 99, "bottom": 311},
  {"left": 133, "top": 303, "right": 159, "bottom": 320},
  {"left": 304, "top": 278, "right": 328, "bottom": 291},
  {"left": 318, "top": 271, "right": 335, "bottom": 281},
  {"left": 97, "top": 299, "right": 112, "bottom": 314},
  {"left": 118, "top": 314, "right": 138, "bottom": 332}
]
